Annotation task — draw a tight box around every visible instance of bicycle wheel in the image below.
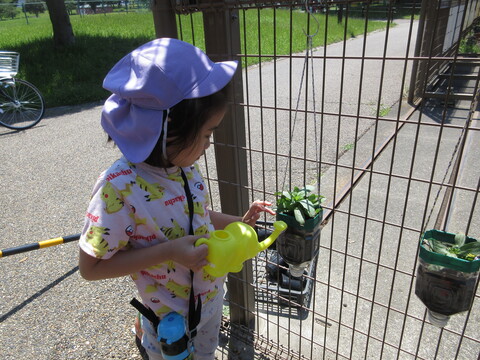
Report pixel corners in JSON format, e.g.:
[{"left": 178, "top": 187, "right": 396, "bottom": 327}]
[{"left": 0, "top": 78, "right": 45, "bottom": 130}]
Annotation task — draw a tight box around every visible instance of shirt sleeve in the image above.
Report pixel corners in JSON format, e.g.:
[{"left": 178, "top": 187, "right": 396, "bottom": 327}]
[{"left": 79, "top": 179, "right": 134, "bottom": 260}]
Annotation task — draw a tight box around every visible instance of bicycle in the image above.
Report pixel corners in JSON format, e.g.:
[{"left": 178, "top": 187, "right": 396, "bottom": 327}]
[{"left": 0, "top": 51, "right": 45, "bottom": 130}]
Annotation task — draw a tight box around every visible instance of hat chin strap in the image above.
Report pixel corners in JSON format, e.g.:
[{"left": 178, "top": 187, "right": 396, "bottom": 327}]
[{"left": 161, "top": 109, "right": 170, "bottom": 162}]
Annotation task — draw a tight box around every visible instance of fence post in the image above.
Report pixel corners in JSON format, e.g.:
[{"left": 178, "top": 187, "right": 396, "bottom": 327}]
[
  {"left": 151, "top": 0, "right": 178, "bottom": 39},
  {"left": 199, "top": 0, "right": 255, "bottom": 354},
  {"left": 22, "top": 4, "right": 29, "bottom": 24},
  {"left": 408, "top": 0, "right": 429, "bottom": 104},
  {"left": 408, "top": 0, "right": 455, "bottom": 104}
]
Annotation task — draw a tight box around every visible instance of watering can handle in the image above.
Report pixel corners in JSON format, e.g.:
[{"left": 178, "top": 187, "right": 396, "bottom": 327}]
[{"left": 195, "top": 238, "right": 209, "bottom": 247}]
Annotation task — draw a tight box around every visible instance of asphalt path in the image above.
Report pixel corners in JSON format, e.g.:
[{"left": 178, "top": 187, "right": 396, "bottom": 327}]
[{"left": 0, "top": 102, "right": 141, "bottom": 359}]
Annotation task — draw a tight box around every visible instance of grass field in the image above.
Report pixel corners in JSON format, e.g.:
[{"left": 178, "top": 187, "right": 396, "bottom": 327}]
[{"left": 0, "top": 9, "right": 388, "bottom": 108}]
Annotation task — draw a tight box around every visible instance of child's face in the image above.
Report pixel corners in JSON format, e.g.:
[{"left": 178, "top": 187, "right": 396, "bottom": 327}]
[{"left": 168, "top": 109, "right": 226, "bottom": 167}]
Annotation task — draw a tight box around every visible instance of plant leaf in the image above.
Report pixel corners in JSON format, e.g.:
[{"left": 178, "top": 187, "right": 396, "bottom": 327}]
[
  {"left": 276, "top": 185, "right": 324, "bottom": 221},
  {"left": 464, "top": 253, "right": 477, "bottom": 261},
  {"left": 454, "top": 232, "right": 466, "bottom": 247},
  {"left": 428, "top": 239, "right": 458, "bottom": 258},
  {"left": 299, "top": 199, "right": 316, "bottom": 217},
  {"left": 282, "top": 191, "right": 292, "bottom": 200},
  {"left": 457, "top": 241, "right": 480, "bottom": 259},
  {"left": 294, "top": 208, "right": 306, "bottom": 225}
]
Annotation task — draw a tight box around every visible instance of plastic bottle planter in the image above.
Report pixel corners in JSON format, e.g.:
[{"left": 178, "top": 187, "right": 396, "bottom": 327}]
[
  {"left": 266, "top": 251, "right": 307, "bottom": 289},
  {"left": 275, "top": 210, "right": 322, "bottom": 277},
  {"left": 415, "top": 229, "right": 480, "bottom": 327}
]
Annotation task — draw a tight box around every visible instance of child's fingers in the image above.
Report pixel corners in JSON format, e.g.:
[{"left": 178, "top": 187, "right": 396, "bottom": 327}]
[
  {"left": 245, "top": 200, "right": 276, "bottom": 218},
  {"left": 191, "top": 245, "right": 209, "bottom": 272},
  {"left": 194, "top": 243, "right": 209, "bottom": 257},
  {"left": 262, "top": 206, "right": 276, "bottom": 215},
  {"left": 242, "top": 201, "right": 274, "bottom": 225}
]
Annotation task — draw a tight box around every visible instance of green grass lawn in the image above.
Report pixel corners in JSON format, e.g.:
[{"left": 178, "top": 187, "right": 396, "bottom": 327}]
[{"left": 1, "top": 9, "right": 388, "bottom": 108}]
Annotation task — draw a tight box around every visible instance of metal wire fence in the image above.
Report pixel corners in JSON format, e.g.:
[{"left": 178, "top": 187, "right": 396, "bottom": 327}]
[{"left": 183, "top": 0, "right": 480, "bottom": 359}]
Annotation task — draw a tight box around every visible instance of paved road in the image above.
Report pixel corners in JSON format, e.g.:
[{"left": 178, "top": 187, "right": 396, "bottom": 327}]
[
  {"left": 0, "top": 102, "right": 141, "bottom": 359},
  {"left": 244, "top": 19, "right": 418, "bottom": 197}
]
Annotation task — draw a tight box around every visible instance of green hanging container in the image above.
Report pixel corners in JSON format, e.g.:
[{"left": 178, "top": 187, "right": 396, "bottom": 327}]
[
  {"left": 275, "top": 210, "right": 322, "bottom": 277},
  {"left": 415, "top": 229, "right": 480, "bottom": 326}
]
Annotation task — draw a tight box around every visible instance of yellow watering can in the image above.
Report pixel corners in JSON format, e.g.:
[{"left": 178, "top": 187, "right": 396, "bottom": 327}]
[{"left": 195, "top": 221, "right": 288, "bottom": 277}]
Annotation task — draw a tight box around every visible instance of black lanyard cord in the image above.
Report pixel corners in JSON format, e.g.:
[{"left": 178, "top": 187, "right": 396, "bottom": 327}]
[
  {"left": 180, "top": 168, "right": 202, "bottom": 338},
  {"left": 131, "top": 168, "right": 202, "bottom": 338}
]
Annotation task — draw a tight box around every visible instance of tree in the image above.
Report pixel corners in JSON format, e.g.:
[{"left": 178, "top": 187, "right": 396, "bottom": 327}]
[
  {"left": 24, "top": 0, "right": 47, "bottom": 18},
  {"left": 44, "top": 0, "right": 75, "bottom": 47},
  {"left": 65, "top": 2, "right": 76, "bottom": 15},
  {"left": 0, "top": 0, "right": 19, "bottom": 20}
]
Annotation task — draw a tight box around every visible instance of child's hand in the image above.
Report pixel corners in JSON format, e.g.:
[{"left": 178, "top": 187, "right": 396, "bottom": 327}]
[
  {"left": 170, "top": 235, "right": 209, "bottom": 272},
  {"left": 242, "top": 200, "right": 276, "bottom": 227}
]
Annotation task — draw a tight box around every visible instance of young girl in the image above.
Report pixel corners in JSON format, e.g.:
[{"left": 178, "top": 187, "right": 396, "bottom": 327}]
[{"left": 78, "top": 38, "right": 275, "bottom": 360}]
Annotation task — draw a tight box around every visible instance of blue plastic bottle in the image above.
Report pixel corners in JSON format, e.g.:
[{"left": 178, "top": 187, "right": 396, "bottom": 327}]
[{"left": 157, "top": 312, "right": 194, "bottom": 360}]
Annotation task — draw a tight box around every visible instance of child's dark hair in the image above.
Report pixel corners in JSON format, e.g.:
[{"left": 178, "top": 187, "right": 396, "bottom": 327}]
[{"left": 145, "top": 86, "right": 229, "bottom": 167}]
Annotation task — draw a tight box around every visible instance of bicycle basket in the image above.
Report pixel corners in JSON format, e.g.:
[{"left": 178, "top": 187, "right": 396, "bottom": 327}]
[{"left": 0, "top": 51, "right": 20, "bottom": 78}]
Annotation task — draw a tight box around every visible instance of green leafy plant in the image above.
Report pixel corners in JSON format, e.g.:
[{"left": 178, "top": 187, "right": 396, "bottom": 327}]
[
  {"left": 424, "top": 233, "right": 480, "bottom": 261},
  {"left": 275, "top": 185, "right": 324, "bottom": 226}
]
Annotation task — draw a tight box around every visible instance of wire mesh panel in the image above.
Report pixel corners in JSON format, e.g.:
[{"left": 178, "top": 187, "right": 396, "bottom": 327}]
[{"left": 178, "top": 0, "right": 480, "bottom": 358}]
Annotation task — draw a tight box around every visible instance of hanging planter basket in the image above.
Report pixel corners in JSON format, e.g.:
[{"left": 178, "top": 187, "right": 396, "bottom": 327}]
[
  {"left": 273, "top": 185, "right": 324, "bottom": 277},
  {"left": 275, "top": 209, "right": 322, "bottom": 270},
  {"left": 415, "top": 229, "right": 480, "bottom": 325}
]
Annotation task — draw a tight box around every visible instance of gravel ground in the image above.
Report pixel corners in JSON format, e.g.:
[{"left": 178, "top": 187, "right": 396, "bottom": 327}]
[{"left": 0, "top": 103, "right": 145, "bottom": 359}]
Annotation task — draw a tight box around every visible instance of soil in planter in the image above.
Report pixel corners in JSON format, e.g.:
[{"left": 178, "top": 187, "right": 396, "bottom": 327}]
[{"left": 415, "top": 259, "right": 479, "bottom": 316}]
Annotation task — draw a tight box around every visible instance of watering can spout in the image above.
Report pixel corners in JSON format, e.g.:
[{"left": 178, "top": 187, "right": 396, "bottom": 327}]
[{"left": 258, "top": 221, "right": 288, "bottom": 251}]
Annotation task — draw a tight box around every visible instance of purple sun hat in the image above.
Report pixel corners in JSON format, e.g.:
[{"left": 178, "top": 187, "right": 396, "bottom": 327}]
[{"left": 101, "top": 38, "right": 238, "bottom": 163}]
